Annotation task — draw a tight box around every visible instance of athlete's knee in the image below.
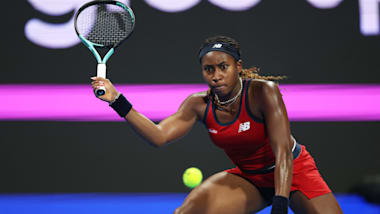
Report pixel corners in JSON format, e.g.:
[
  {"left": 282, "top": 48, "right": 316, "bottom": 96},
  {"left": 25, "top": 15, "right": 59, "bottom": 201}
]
[
  {"left": 173, "top": 190, "right": 207, "bottom": 214},
  {"left": 173, "top": 206, "right": 185, "bottom": 214},
  {"left": 173, "top": 201, "right": 196, "bottom": 214},
  {"left": 173, "top": 207, "right": 183, "bottom": 214}
]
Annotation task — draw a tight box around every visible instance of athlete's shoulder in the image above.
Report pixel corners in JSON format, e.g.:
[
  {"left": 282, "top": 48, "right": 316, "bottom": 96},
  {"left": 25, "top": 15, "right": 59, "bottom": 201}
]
[
  {"left": 248, "top": 79, "right": 280, "bottom": 96},
  {"left": 246, "top": 79, "right": 283, "bottom": 112},
  {"left": 249, "top": 78, "right": 277, "bottom": 88},
  {"left": 179, "top": 91, "right": 209, "bottom": 120},
  {"left": 183, "top": 91, "right": 208, "bottom": 107},
  {"left": 189, "top": 91, "right": 208, "bottom": 99},
  {"left": 179, "top": 91, "right": 208, "bottom": 108},
  {"left": 183, "top": 90, "right": 206, "bottom": 100}
]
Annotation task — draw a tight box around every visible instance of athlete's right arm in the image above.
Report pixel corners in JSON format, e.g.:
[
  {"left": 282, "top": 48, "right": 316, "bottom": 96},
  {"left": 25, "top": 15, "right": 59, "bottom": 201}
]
[
  {"left": 125, "top": 96, "right": 198, "bottom": 147},
  {"left": 91, "top": 77, "right": 199, "bottom": 147}
]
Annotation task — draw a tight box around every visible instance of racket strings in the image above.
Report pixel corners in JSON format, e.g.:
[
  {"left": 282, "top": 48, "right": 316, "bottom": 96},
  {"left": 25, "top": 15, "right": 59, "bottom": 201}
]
[{"left": 76, "top": 4, "right": 134, "bottom": 47}]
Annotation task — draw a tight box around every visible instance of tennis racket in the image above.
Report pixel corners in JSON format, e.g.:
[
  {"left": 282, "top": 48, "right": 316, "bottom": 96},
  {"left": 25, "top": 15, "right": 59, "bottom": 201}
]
[{"left": 74, "top": 0, "right": 135, "bottom": 96}]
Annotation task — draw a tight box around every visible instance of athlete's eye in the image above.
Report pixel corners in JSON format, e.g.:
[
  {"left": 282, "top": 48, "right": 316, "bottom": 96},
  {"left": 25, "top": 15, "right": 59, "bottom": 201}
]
[
  {"left": 219, "top": 63, "right": 228, "bottom": 70},
  {"left": 203, "top": 66, "right": 214, "bottom": 73}
]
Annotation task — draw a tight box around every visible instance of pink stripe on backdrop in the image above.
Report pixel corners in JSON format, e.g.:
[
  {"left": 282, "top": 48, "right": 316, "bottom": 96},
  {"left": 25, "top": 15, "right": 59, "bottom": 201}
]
[{"left": 1, "top": 84, "right": 380, "bottom": 121}]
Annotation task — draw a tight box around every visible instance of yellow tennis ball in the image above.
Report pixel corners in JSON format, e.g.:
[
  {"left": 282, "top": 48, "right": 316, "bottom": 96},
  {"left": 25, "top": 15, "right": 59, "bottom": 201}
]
[{"left": 183, "top": 167, "right": 203, "bottom": 189}]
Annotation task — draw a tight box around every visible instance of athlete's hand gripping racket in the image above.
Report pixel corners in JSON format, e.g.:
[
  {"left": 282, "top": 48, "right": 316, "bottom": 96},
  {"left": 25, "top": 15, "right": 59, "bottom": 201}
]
[{"left": 74, "top": 0, "right": 135, "bottom": 97}]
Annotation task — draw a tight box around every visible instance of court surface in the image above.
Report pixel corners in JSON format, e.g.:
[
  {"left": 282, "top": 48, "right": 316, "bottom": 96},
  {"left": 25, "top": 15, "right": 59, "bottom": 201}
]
[{"left": 0, "top": 193, "right": 379, "bottom": 214}]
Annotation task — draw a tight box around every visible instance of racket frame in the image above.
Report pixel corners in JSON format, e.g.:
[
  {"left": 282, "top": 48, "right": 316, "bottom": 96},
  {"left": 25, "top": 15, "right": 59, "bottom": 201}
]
[{"left": 74, "top": 0, "right": 135, "bottom": 96}]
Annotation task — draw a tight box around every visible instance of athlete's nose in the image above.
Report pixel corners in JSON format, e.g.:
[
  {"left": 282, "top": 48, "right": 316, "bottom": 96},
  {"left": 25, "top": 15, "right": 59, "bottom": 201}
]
[{"left": 212, "top": 69, "right": 223, "bottom": 82}]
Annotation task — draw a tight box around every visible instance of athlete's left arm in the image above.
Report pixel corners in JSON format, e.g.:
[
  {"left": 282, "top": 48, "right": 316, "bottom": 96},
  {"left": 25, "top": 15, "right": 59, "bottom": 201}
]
[{"left": 257, "top": 81, "right": 293, "bottom": 198}]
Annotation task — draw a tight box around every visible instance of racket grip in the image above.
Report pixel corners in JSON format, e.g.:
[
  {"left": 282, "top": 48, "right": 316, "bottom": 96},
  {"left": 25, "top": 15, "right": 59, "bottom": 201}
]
[
  {"left": 95, "top": 63, "right": 107, "bottom": 97},
  {"left": 97, "top": 63, "right": 107, "bottom": 78}
]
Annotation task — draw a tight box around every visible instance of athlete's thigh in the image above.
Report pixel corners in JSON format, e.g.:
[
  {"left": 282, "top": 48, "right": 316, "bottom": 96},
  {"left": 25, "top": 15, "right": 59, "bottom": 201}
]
[
  {"left": 290, "top": 191, "right": 343, "bottom": 214},
  {"left": 174, "top": 171, "right": 268, "bottom": 214}
]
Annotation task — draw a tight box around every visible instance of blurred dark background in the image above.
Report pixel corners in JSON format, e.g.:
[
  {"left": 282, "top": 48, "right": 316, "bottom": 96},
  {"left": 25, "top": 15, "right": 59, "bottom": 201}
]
[{"left": 2, "top": 0, "right": 380, "bottom": 193}]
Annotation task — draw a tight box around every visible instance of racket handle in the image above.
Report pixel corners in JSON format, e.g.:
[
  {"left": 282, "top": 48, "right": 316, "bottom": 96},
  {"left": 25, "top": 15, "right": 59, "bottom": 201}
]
[
  {"left": 97, "top": 63, "right": 106, "bottom": 78},
  {"left": 95, "top": 63, "right": 107, "bottom": 97}
]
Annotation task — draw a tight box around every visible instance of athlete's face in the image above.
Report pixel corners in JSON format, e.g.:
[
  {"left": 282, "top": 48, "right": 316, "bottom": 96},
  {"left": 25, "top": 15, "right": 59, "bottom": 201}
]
[{"left": 201, "top": 51, "right": 242, "bottom": 99}]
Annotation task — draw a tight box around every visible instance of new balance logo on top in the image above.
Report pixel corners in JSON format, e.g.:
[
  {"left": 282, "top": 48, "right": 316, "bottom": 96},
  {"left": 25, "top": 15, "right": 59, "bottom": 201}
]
[
  {"left": 208, "top": 128, "right": 218, "bottom": 134},
  {"left": 212, "top": 43, "right": 223, "bottom": 48},
  {"left": 238, "top": 122, "right": 250, "bottom": 133}
]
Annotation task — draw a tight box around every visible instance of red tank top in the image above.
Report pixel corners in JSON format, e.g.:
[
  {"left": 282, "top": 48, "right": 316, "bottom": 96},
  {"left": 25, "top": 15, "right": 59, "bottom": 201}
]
[{"left": 203, "top": 79, "right": 275, "bottom": 171}]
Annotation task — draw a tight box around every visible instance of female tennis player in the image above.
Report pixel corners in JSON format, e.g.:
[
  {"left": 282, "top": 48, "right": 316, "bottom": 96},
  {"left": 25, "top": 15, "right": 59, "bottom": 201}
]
[{"left": 91, "top": 36, "right": 342, "bottom": 214}]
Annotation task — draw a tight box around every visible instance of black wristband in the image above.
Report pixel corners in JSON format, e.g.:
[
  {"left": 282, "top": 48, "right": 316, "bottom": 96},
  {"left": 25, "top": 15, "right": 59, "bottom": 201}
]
[
  {"left": 271, "top": 195, "right": 289, "bottom": 214},
  {"left": 110, "top": 94, "right": 132, "bottom": 118}
]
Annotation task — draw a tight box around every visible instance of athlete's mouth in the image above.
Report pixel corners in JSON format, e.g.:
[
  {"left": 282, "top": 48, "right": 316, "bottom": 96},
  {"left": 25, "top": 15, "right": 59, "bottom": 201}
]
[{"left": 213, "top": 85, "right": 226, "bottom": 91}]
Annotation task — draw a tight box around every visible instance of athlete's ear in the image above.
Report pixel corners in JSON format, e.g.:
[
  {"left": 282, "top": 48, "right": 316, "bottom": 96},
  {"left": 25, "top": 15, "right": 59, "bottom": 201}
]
[{"left": 236, "top": 59, "right": 243, "bottom": 74}]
